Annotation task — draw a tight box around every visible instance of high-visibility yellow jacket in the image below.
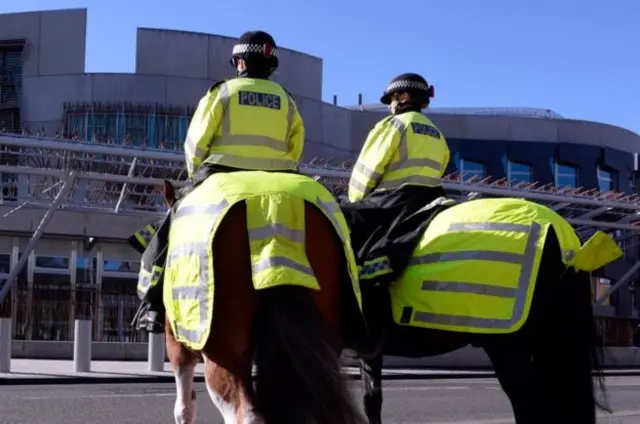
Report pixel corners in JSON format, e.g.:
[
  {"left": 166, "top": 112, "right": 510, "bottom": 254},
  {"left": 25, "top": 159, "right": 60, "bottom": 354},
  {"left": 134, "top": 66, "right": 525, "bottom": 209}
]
[
  {"left": 163, "top": 171, "right": 360, "bottom": 350},
  {"left": 183, "top": 77, "right": 305, "bottom": 178},
  {"left": 348, "top": 111, "right": 450, "bottom": 202},
  {"left": 388, "top": 197, "right": 622, "bottom": 334}
]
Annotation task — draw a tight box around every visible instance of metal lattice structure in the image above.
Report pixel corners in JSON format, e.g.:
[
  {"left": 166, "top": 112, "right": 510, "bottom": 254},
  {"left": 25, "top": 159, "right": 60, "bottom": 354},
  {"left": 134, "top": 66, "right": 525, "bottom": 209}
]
[
  {"left": 2, "top": 133, "right": 640, "bottom": 228},
  {"left": 351, "top": 105, "right": 566, "bottom": 119},
  {"left": 0, "top": 133, "right": 639, "bottom": 306}
]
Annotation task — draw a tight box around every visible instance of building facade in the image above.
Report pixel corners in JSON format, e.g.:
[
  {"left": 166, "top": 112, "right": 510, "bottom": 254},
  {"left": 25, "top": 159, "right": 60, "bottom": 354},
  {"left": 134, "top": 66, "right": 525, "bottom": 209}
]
[{"left": 1, "top": 8, "right": 639, "bottom": 340}]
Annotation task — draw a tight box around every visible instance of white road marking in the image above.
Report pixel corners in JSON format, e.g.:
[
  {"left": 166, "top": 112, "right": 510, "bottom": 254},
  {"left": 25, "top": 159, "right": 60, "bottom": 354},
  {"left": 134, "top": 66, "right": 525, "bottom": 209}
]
[
  {"left": 421, "top": 409, "right": 640, "bottom": 424},
  {"left": 385, "top": 386, "right": 471, "bottom": 391},
  {"left": 23, "top": 385, "right": 475, "bottom": 400},
  {"left": 19, "top": 379, "right": 640, "bottom": 401},
  {"left": 23, "top": 393, "right": 176, "bottom": 400}
]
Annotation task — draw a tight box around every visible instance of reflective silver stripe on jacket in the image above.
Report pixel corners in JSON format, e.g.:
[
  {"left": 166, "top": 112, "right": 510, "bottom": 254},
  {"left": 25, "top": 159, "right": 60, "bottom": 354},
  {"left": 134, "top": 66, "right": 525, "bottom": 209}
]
[
  {"left": 248, "top": 222, "right": 315, "bottom": 276},
  {"left": 137, "top": 226, "right": 155, "bottom": 245},
  {"left": 314, "top": 196, "right": 347, "bottom": 242},
  {"left": 350, "top": 117, "right": 442, "bottom": 195},
  {"left": 411, "top": 221, "right": 542, "bottom": 330},
  {"left": 166, "top": 201, "right": 229, "bottom": 343},
  {"left": 137, "top": 265, "right": 164, "bottom": 298},
  {"left": 168, "top": 200, "right": 316, "bottom": 343},
  {"left": 184, "top": 82, "right": 297, "bottom": 170}
]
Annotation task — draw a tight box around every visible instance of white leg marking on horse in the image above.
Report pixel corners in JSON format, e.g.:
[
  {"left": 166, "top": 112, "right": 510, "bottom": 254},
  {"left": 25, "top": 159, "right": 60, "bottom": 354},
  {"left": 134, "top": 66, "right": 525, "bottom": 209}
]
[
  {"left": 204, "top": 383, "right": 265, "bottom": 424},
  {"left": 173, "top": 364, "right": 197, "bottom": 424},
  {"left": 204, "top": 382, "right": 237, "bottom": 424}
]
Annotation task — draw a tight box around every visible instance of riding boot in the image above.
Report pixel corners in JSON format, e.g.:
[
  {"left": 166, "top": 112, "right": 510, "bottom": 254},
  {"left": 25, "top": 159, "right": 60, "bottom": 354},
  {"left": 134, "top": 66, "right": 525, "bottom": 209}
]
[{"left": 360, "top": 354, "right": 384, "bottom": 424}]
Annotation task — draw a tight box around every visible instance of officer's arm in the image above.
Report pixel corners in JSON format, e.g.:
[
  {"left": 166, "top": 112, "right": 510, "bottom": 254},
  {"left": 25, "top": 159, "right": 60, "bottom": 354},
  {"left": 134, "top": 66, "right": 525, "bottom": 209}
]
[
  {"left": 287, "top": 97, "right": 305, "bottom": 164},
  {"left": 183, "top": 85, "right": 224, "bottom": 178},
  {"left": 348, "top": 120, "right": 400, "bottom": 202}
]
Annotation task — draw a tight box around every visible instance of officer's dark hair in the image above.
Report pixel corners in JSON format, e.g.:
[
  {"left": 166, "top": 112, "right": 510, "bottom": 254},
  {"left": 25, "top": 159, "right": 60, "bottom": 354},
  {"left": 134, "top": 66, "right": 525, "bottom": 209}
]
[
  {"left": 230, "top": 31, "right": 279, "bottom": 78},
  {"left": 380, "top": 73, "right": 435, "bottom": 112}
]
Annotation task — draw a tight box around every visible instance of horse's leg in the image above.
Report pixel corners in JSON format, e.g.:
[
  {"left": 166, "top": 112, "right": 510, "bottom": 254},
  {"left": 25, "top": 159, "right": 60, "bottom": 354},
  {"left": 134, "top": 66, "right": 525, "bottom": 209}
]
[
  {"left": 201, "top": 202, "right": 260, "bottom": 423},
  {"left": 165, "top": 318, "right": 200, "bottom": 424},
  {"left": 202, "top": 356, "right": 258, "bottom": 424},
  {"left": 359, "top": 353, "right": 384, "bottom": 424},
  {"left": 533, "top": 252, "right": 602, "bottom": 422},
  {"left": 483, "top": 340, "right": 542, "bottom": 424}
]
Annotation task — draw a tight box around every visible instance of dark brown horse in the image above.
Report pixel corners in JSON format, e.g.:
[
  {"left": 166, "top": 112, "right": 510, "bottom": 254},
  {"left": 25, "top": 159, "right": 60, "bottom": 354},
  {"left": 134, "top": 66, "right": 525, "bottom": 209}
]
[{"left": 161, "top": 180, "right": 365, "bottom": 424}]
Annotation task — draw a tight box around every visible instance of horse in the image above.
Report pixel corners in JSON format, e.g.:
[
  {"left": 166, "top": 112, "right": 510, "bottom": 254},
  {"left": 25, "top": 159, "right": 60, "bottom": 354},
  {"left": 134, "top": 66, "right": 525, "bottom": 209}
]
[
  {"left": 347, "top": 197, "right": 614, "bottom": 424},
  {"left": 159, "top": 175, "right": 367, "bottom": 424}
]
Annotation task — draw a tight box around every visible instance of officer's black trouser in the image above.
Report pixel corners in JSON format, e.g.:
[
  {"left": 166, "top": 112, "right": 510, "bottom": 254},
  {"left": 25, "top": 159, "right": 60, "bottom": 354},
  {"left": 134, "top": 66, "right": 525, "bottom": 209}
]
[
  {"left": 182, "top": 163, "right": 299, "bottom": 198},
  {"left": 340, "top": 185, "right": 447, "bottom": 281}
]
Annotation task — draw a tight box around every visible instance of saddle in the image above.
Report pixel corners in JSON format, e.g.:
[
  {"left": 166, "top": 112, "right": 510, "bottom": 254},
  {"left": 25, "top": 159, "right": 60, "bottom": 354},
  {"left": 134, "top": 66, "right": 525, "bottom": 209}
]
[{"left": 359, "top": 195, "right": 459, "bottom": 287}]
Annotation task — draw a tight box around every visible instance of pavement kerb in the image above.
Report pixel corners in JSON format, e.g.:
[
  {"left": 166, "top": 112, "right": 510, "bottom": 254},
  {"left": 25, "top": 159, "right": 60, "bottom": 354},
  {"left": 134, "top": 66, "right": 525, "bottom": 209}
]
[{"left": 4, "top": 369, "right": 640, "bottom": 386}]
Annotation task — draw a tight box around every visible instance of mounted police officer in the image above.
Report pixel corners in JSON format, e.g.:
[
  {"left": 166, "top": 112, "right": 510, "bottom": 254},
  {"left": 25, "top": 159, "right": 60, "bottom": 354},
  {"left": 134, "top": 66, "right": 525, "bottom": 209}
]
[
  {"left": 128, "top": 30, "right": 305, "bottom": 333},
  {"left": 342, "top": 72, "right": 451, "bottom": 288},
  {"left": 184, "top": 30, "right": 304, "bottom": 181}
]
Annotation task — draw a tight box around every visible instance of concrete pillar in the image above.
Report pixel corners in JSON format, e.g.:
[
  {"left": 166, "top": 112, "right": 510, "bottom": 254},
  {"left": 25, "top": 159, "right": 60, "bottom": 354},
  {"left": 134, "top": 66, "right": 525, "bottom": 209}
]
[
  {"left": 73, "top": 319, "right": 92, "bottom": 372},
  {"left": 0, "top": 318, "right": 11, "bottom": 373},
  {"left": 148, "top": 332, "right": 165, "bottom": 372}
]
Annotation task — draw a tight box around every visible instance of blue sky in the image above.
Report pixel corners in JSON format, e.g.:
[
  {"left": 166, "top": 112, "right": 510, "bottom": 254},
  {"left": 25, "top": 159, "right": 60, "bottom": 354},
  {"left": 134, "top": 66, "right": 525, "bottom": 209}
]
[{"left": 3, "top": 0, "right": 639, "bottom": 135}]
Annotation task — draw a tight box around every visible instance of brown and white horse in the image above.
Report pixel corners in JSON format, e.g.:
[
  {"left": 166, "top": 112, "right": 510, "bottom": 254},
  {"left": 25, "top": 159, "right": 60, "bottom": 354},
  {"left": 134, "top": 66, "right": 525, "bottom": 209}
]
[{"left": 161, "top": 180, "right": 366, "bottom": 424}]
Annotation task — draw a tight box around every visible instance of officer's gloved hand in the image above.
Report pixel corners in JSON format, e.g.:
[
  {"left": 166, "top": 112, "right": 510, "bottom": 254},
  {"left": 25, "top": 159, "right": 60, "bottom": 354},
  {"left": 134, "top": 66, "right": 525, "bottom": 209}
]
[
  {"left": 145, "top": 310, "right": 166, "bottom": 334},
  {"left": 336, "top": 194, "right": 349, "bottom": 205}
]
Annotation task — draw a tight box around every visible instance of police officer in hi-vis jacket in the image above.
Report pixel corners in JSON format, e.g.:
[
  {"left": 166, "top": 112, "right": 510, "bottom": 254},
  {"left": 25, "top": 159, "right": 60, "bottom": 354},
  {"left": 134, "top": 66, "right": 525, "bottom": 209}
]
[
  {"left": 342, "top": 73, "right": 451, "bottom": 288},
  {"left": 128, "top": 30, "right": 306, "bottom": 333}
]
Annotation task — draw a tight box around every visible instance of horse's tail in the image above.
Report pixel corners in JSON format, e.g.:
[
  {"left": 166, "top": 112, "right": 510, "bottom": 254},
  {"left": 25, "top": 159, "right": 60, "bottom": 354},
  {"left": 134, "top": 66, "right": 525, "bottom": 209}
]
[
  {"left": 253, "top": 286, "right": 365, "bottom": 424},
  {"left": 537, "top": 229, "right": 609, "bottom": 423}
]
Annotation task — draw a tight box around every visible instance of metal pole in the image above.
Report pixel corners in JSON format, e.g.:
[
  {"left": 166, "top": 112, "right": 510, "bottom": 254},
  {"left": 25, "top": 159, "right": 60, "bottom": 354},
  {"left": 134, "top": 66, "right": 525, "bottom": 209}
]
[
  {"left": 594, "top": 261, "right": 640, "bottom": 306},
  {"left": 0, "top": 134, "right": 182, "bottom": 162},
  {"left": 0, "top": 171, "right": 75, "bottom": 304},
  {"left": 0, "top": 317, "right": 11, "bottom": 373},
  {"left": 73, "top": 319, "right": 92, "bottom": 372},
  {"left": 148, "top": 332, "right": 165, "bottom": 372},
  {"left": 114, "top": 158, "right": 138, "bottom": 213}
]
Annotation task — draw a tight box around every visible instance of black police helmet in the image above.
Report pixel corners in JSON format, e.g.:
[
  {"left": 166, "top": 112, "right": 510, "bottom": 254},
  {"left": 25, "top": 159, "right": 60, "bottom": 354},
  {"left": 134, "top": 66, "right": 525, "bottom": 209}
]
[
  {"left": 380, "top": 73, "right": 435, "bottom": 105},
  {"left": 230, "top": 30, "right": 279, "bottom": 70}
]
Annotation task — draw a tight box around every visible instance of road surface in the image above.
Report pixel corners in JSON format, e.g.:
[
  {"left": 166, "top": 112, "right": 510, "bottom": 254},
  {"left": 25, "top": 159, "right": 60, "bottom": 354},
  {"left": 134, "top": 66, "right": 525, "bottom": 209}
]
[{"left": 1, "top": 377, "right": 639, "bottom": 423}]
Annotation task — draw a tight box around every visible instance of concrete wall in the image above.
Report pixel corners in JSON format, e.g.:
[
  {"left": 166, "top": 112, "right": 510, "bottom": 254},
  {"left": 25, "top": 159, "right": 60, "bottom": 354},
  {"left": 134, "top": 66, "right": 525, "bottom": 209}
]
[
  {"left": 0, "top": 8, "right": 86, "bottom": 78},
  {"left": 0, "top": 234, "right": 141, "bottom": 262},
  {"left": 0, "top": 204, "right": 156, "bottom": 241},
  {"left": 20, "top": 74, "right": 357, "bottom": 160},
  {"left": 6, "top": 8, "right": 640, "bottom": 165},
  {"left": 134, "top": 28, "right": 323, "bottom": 101},
  {"left": 19, "top": 70, "right": 640, "bottom": 166}
]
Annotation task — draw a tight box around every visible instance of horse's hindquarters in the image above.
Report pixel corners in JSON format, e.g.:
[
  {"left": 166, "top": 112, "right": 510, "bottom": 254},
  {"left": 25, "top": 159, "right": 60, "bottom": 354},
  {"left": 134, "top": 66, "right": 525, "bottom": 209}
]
[{"left": 304, "top": 202, "right": 345, "bottom": 343}]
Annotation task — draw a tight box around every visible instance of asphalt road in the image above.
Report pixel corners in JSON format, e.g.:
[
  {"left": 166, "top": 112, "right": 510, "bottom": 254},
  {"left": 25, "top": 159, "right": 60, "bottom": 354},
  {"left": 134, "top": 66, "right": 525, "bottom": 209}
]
[{"left": 1, "top": 377, "right": 639, "bottom": 424}]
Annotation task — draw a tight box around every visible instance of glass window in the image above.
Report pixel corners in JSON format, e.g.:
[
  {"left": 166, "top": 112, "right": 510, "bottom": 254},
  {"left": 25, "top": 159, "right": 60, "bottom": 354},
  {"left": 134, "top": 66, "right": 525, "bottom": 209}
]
[
  {"left": 35, "top": 256, "right": 70, "bottom": 269},
  {"left": 508, "top": 161, "right": 532, "bottom": 185},
  {"left": 554, "top": 162, "right": 578, "bottom": 188},
  {"left": 0, "top": 253, "right": 10, "bottom": 275},
  {"left": 29, "top": 285, "right": 72, "bottom": 340},
  {"left": 35, "top": 256, "right": 70, "bottom": 277},
  {"left": 76, "top": 257, "right": 97, "bottom": 285},
  {"left": 103, "top": 260, "right": 140, "bottom": 273},
  {"left": 598, "top": 166, "right": 615, "bottom": 192},
  {"left": 460, "top": 159, "right": 485, "bottom": 182}
]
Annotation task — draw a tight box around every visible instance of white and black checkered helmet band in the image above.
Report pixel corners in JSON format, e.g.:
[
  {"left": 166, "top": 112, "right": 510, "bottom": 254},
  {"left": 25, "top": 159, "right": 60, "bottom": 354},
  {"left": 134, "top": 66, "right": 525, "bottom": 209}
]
[
  {"left": 385, "top": 80, "right": 429, "bottom": 94},
  {"left": 232, "top": 43, "right": 278, "bottom": 57}
]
